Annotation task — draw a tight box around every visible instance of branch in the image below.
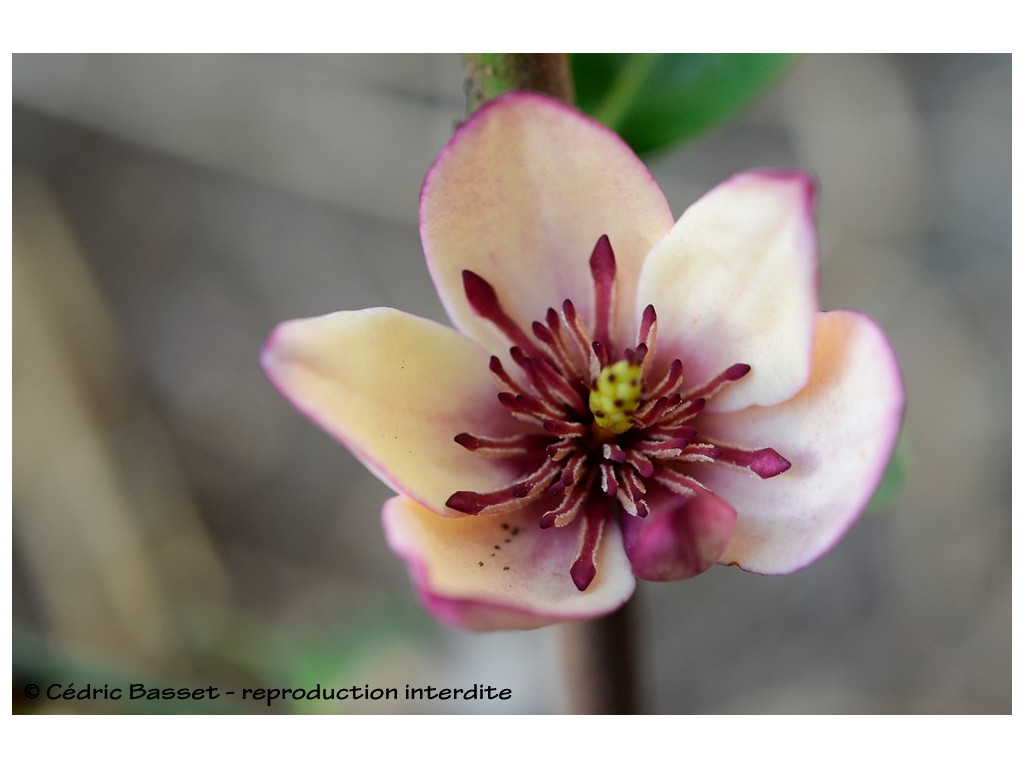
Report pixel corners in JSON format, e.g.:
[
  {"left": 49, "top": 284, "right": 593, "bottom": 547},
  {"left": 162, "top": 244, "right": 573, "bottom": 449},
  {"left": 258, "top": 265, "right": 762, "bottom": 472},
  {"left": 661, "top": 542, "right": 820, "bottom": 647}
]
[{"left": 462, "top": 53, "right": 575, "bottom": 113}]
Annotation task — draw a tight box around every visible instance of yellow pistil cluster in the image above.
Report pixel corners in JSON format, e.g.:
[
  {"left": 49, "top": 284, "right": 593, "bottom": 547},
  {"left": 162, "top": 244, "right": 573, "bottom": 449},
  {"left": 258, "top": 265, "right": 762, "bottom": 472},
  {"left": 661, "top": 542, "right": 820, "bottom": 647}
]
[{"left": 589, "top": 360, "right": 642, "bottom": 435}]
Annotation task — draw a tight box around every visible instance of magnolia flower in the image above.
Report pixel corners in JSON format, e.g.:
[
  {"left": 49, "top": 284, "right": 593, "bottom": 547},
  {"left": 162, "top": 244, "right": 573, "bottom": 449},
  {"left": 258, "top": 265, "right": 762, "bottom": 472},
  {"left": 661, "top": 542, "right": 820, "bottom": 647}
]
[{"left": 262, "top": 92, "right": 904, "bottom": 631}]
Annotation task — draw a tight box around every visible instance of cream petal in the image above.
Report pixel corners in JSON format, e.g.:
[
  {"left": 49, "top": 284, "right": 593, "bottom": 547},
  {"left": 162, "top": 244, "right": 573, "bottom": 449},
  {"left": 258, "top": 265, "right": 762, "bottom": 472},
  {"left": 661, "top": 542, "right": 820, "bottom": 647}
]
[
  {"left": 694, "top": 310, "right": 905, "bottom": 574},
  {"left": 421, "top": 92, "right": 674, "bottom": 354},
  {"left": 637, "top": 170, "right": 819, "bottom": 412},
  {"left": 261, "top": 308, "right": 523, "bottom": 515},
  {"left": 383, "top": 495, "right": 636, "bottom": 631}
]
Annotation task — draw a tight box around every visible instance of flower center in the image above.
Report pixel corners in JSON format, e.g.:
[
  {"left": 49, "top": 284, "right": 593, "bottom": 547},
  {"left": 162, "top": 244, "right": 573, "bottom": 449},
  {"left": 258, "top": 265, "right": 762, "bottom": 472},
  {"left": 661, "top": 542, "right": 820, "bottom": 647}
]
[
  {"left": 447, "top": 235, "right": 791, "bottom": 591},
  {"left": 589, "top": 360, "right": 642, "bottom": 435}
]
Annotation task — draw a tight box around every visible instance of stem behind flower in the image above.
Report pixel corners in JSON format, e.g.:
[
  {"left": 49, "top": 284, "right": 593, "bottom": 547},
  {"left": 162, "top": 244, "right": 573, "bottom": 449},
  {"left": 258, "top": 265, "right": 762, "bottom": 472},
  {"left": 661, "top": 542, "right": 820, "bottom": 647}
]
[
  {"left": 462, "top": 53, "right": 575, "bottom": 113},
  {"left": 562, "top": 601, "right": 639, "bottom": 714}
]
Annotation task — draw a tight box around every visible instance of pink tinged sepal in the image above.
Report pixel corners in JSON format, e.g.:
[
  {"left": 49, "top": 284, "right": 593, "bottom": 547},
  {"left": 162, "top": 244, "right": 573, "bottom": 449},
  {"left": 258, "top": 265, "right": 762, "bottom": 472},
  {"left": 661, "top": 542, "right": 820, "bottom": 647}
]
[
  {"left": 260, "top": 308, "right": 523, "bottom": 516},
  {"left": 420, "top": 92, "right": 674, "bottom": 355},
  {"left": 621, "top": 488, "right": 737, "bottom": 581},
  {"left": 696, "top": 310, "right": 906, "bottom": 574},
  {"left": 636, "top": 170, "right": 820, "bottom": 413},
  {"left": 382, "top": 495, "right": 636, "bottom": 631}
]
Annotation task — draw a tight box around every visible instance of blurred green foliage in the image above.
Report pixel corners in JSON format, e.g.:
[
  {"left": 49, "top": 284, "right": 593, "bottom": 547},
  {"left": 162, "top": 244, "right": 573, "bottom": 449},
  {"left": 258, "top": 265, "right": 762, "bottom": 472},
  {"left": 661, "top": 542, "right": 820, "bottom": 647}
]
[
  {"left": 14, "top": 605, "right": 429, "bottom": 714},
  {"left": 867, "top": 439, "right": 908, "bottom": 514},
  {"left": 573, "top": 53, "right": 800, "bottom": 156}
]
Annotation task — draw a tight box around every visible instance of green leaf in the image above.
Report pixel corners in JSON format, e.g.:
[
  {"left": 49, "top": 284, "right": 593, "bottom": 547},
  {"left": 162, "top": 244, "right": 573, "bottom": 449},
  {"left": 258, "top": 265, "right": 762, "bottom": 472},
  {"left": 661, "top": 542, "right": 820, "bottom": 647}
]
[
  {"left": 572, "top": 53, "right": 800, "bottom": 156},
  {"left": 866, "top": 438, "right": 909, "bottom": 514}
]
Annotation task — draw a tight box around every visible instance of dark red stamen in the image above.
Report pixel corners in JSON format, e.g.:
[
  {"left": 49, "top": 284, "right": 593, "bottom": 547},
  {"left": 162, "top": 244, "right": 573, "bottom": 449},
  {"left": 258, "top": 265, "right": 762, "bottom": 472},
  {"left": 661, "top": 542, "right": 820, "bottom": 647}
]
[
  {"left": 519, "top": 353, "right": 587, "bottom": 414},
  {"left": 646, "top": 358, "right": 684, "bottom": 400},
  {"left": 542, "top": 419, "right": 588, "bottom": 438},
  {"left": 488, "top": 355, "right": 523, "bottom": 394},
  {"left": 679, "top": 362, "right": 751, "bottom": 402},
  {"left": 496, "top": 391, "right": 556, "bottom": 425},
  {"left": 453, "top": 432, "right": 554, "bottom": 457},
  {"left": 599, "top": 464, "right": 618, "bottom": 496},
  {"left": 637, "top": 305, "right": 657, "bottom": 348},
  {"left": 589, "top": 235, "right": 616, "bottom": 350},
  {"left": 627, "top": 452, "right": 655, "bottom": 478},
  {"left": 712, "top": 445, "right": 792, "bottom": 478},
  {"left": 632, "top": 394, "right": 682, "bottom": 428},
  {"left": 679, "top": 443, "right": 723, "bottom": 462},
  {"left": 654, "top": 466, "right": 712, "bottom": 497},
  {"left": 445, "top": 461, "right": 563, "bottom": 514},
  {"left": 630, "top": 426, "right": 698, "bottom": 455},
  {"left": 569, "top": 500, "right": 607, "bottom": 590},
  {"left": 540, "top": 481, "right": 589, "bottom": 530},
  {"left": 617, "top": 470, "right": 649, "bottom": 518},
  {"left": 602, "top": 443, "right": 627, "bottom": 463},
  {"left": 463, "top": 270, "right": 542, "bottom": 356}
]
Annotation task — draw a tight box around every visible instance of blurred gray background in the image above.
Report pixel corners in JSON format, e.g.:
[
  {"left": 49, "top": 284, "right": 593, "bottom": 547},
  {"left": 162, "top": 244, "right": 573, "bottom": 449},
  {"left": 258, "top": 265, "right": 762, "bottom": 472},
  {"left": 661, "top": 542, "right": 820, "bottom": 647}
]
[{"left": 12, "top": 53, "right": 1010, "bottom": 713}]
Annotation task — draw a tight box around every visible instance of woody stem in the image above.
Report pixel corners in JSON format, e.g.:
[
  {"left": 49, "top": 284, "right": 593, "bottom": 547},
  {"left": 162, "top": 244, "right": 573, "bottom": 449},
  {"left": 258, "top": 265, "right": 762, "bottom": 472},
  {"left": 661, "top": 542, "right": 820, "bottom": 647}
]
[
  {"left": 462, "top": 53, "right": 576, "bottom": 112},
  {"left": 561, "top": 600, "right": 640, "bottom": 714}
]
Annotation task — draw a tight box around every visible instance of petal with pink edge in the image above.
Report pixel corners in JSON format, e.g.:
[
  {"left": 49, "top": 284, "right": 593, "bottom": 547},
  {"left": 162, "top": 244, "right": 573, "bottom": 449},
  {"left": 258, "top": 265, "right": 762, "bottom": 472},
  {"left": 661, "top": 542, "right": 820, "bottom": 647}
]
[
  {"left": 621, "top": 488, "right": 737, "bottom": 581},
  {"left": 637, "top": 171, "right": 819, "bottom": 412},
  {"left": 421, "top": 92, "right": 674, "bottom": 354},
  {"left": 383, "top": 495, "right": 636, "bottom": 630},
  {"left": 261, "top": 308, "right": 521, "bottom": 515},
  {"left": 694, "top": 310, "right": 905, "bottom": 574}
]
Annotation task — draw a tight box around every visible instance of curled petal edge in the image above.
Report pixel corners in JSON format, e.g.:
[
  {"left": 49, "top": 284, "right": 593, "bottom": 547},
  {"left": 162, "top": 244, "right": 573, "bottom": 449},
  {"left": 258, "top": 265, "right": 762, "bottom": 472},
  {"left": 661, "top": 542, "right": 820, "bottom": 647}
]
[
  {"left": 382, "top": 495, "right": 636, "bottom": 631},
  {"left": 697, "top": 310, "right": 905, "bottom": 574}
]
